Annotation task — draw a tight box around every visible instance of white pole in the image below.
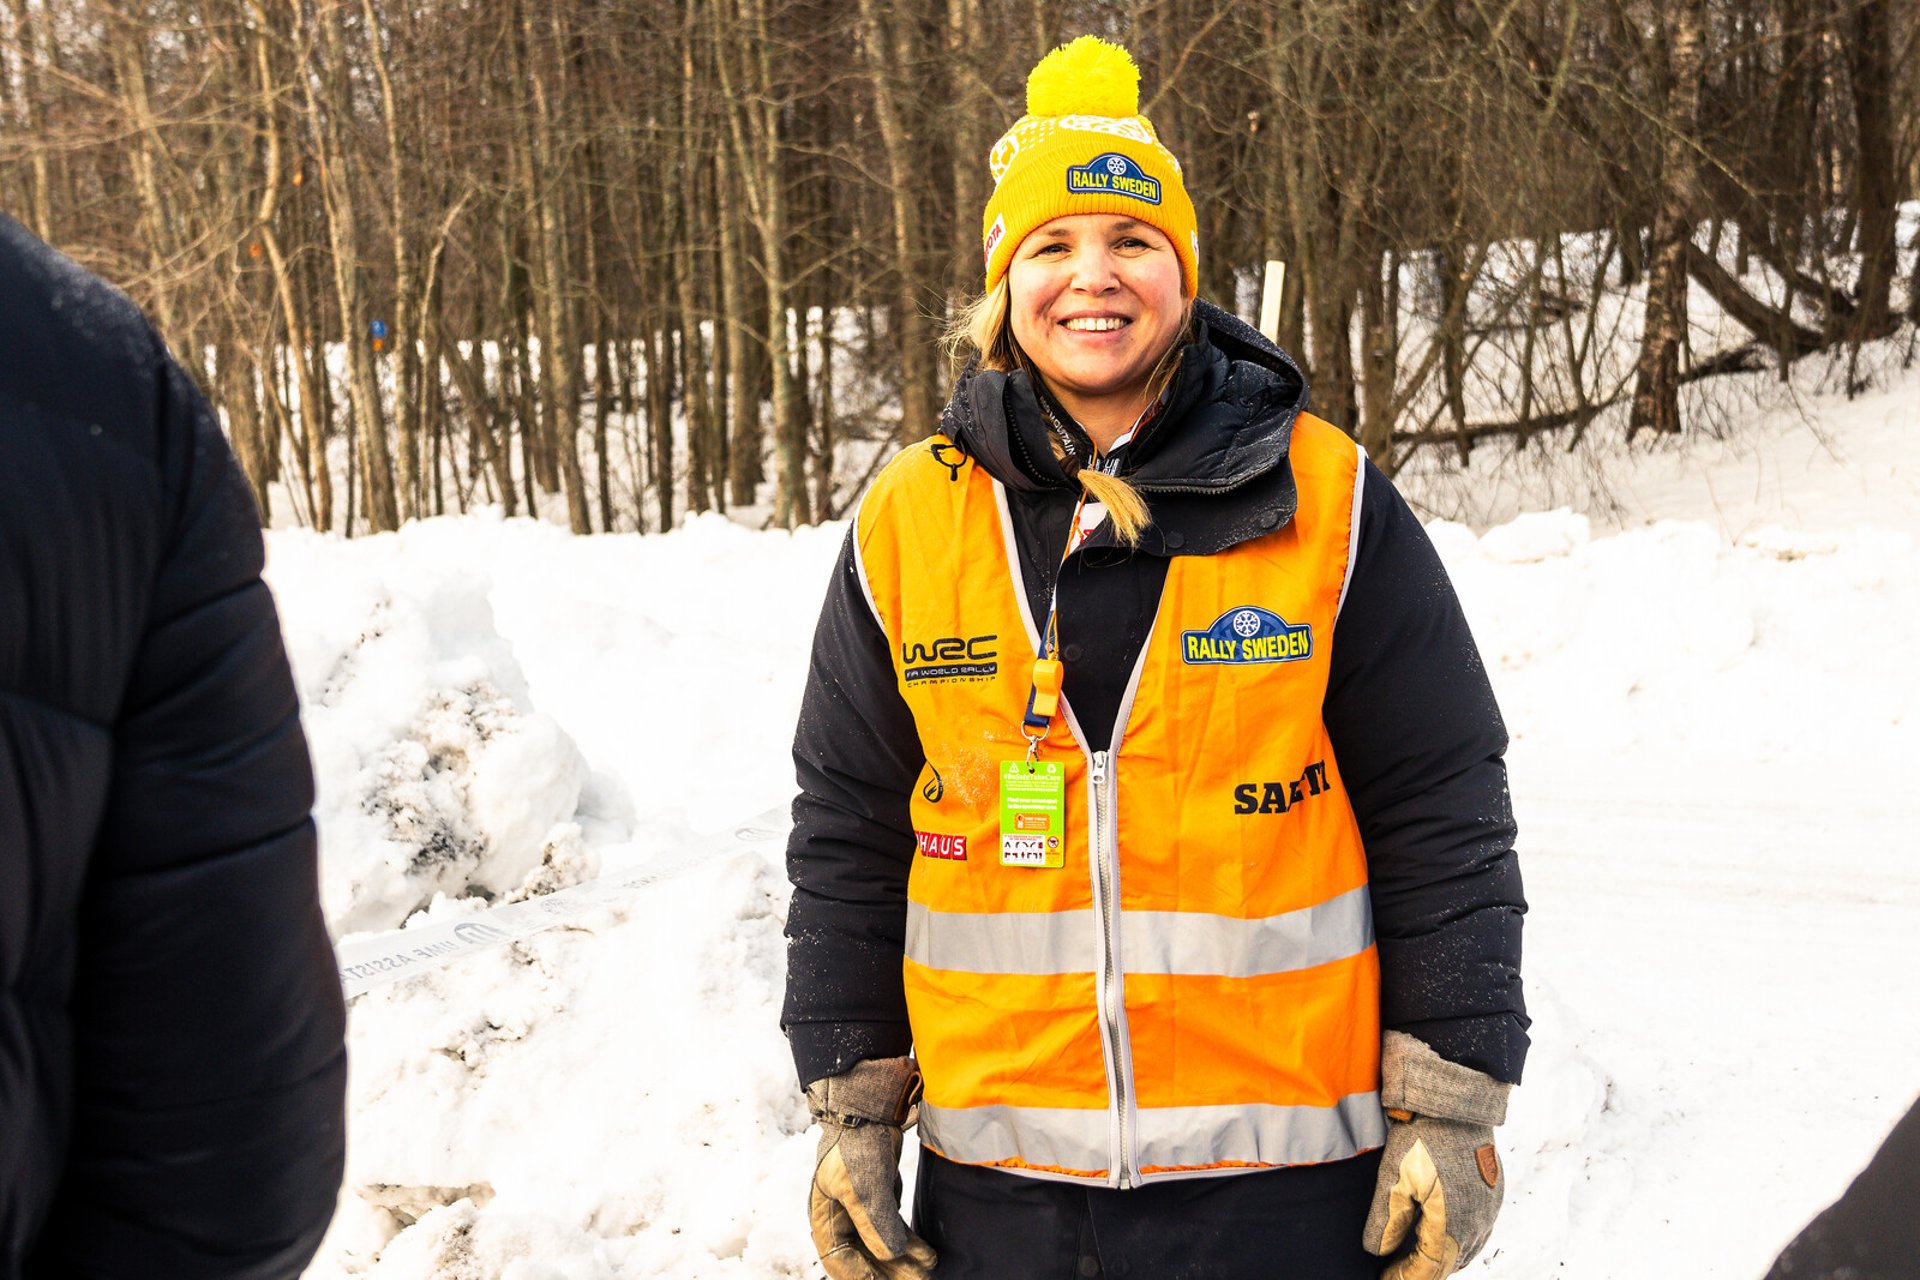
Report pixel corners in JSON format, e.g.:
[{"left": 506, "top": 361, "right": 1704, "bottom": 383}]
[{"left": 1259, "top": 260, "right": 1287, "bottom": 343}]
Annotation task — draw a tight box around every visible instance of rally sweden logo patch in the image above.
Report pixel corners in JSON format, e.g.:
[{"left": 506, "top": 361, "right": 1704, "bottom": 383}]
[
  {"left": 1067, "top": 152, "right": 1162, "bottom": 205},
  {"left": 1182, "top": 607, "right": 1313, "bottom": 665}
]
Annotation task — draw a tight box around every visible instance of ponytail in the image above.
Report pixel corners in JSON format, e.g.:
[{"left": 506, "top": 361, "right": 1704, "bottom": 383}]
[{"left": 1076, "top": 466, "right": 1152, "bottom": 547}]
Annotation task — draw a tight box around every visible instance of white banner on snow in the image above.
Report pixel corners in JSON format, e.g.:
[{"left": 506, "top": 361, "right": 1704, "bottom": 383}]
[{"left": 334, "top": 809, "right": 791, "bottom": 1000}]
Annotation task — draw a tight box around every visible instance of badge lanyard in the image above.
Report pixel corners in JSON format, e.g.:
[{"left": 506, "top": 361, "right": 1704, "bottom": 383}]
[
  {"left": 1002, "top": 406, "right": 1148, "bottom": 870},
  {"left": 1019, "top": 489, "right": 1089, "bottom": 763},
  {"left": 1016, "top": 399, "right": 1150, "bottom": 762},
  {"left": 996, "top": 491, "right": 1089, "bottom": 871}
]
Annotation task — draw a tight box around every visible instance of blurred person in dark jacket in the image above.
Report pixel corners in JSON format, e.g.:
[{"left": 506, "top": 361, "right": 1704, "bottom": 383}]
[
  {"left": 1, "top": 212, "right": 346, "bottom": 1278},
  {"left": 1764, "top": 1095, "right": 1920, "bottom": 1280}
]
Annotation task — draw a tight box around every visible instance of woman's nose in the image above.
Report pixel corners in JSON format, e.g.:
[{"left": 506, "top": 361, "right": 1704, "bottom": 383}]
[{"left": 1068, "top": 248, "right": 1119, "bottom": 292}]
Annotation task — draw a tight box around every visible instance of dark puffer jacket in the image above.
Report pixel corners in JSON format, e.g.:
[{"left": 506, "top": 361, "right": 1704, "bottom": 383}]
[{"left": 1, "top": 214, "right": 346, "bottom": 1278}]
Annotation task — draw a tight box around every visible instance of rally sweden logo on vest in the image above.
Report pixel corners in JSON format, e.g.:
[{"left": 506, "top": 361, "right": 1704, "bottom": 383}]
[
  {"left": 1182, "top": 607, "right": 1313, "bottom": 664},
  {"left": 1066, "top": 153, "right": 1162, "bottom": 205}
]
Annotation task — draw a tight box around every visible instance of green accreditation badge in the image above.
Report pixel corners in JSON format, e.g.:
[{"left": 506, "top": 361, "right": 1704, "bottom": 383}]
[{"left": 999, "top": 760, "right": 1066, "bottom": 868}]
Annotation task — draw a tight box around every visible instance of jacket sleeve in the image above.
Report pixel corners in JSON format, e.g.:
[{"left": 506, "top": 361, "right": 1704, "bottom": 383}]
[
  {"left": 782, "top": 525, "right": 925, "bottom": 1087},
  {"left": 1324, "top": 460, "right": 1529, "bottom": 1084},
  {"left": 36, "top": 351, "right": 346, "bottom": 1278}
]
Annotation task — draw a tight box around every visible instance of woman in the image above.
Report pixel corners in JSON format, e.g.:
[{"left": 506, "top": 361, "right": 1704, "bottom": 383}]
[{"left": 785, "top": 37, "right": 1527, "bottom": 1280}]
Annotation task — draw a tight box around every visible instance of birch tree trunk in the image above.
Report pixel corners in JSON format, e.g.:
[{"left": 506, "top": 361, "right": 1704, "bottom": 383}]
[
  {"left": 945, "top": 0, "right": 988, "bottom": 324},
  {"left": 714, "top": 0, "right": 806, "bottom": 525},
  {"left": 359, "top": 0, "right": 420, "bottom": 518},
  {"left": 857, "top": 0, "right": 938, "bottom": 443},
  {"left": 1629, "top": 0, "right": 1704, "bottom": 440},
  {"left": 1845, "top": 0, "right": 1896, "bottom": 341},
  {"left": 717, "top": 153, "right": 762, "bottom": 507},
  {"left": 5, "top": 0, "right": 55, "bottom": 238},
  {"left": 109, "top": 11, "right": 181, "bottom": 350},
  {"left": 248, "top": 3, "right": 330, "bottom": 529},
  {"left": 313, "top": 0, "right": 400, "bottom": 531},
  {"left": 519, "top": 0, "right": 592, "bottom": 533}
]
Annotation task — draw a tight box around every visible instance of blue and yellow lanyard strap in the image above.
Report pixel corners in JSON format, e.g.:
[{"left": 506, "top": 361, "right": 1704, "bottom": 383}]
[
  {"left": 1020, "top": 399, "right": 1160, "bottom": 762},
  {"left": 1020, "top": 491, "right": 1090, "bottom": 762}
]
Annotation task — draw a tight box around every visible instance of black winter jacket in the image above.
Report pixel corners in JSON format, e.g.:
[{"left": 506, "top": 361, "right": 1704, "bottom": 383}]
[
  {"left": 783, "top": 300, "right": 1527, "bottom": 1088},
  {"left": 0, "top": 215, "right": 346, "bottom": 1278}
]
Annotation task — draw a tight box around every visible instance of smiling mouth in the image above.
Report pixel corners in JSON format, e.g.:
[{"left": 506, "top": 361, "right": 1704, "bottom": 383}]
[{"left": 1061, "top": 317, "right": 1130, "bottom": 332}]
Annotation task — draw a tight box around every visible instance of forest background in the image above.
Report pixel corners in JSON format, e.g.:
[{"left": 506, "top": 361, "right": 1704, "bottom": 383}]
[{"left": 1, "top": 0, "right": 1914, "bottom": 536}]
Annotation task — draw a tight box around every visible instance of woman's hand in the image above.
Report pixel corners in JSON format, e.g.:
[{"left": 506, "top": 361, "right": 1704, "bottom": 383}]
[
  {"left": 1362, "top": 1033, "right": 1512, "bottom": 1278},
  {"left": 806, "top": 1056, "right": 938, "bottom": 1280}
]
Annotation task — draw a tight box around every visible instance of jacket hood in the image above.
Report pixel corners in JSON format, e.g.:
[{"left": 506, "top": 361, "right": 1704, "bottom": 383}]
[{"left": 939, "top": 298, "right": 1312, "bottom": 557}]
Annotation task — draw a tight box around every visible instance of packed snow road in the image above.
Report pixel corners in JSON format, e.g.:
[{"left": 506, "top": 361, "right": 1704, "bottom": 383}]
[{"left": 1499, "top": 754, "right": 1920, "bottom": 1278}]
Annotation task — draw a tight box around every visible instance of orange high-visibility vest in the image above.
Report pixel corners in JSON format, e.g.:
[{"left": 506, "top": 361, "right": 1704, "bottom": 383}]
[{"left": 852, "top": 413, "right": 1384, "bottom": 1188}]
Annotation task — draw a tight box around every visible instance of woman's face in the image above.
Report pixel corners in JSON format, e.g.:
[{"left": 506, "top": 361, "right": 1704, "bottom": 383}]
[{"left": 1006, "top": 214, "right": 1186, "bottom": 431}]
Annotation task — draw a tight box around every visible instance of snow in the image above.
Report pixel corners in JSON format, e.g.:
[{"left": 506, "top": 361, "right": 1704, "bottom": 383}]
[{"left": 279, "top": 339, "right": 1920, "bottom": 1278}]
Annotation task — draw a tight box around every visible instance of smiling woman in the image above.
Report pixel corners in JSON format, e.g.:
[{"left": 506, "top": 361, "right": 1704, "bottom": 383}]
[
  {"left": 1007, "top": 216, "right": 1187, "bottom": 446},
  {"left": 785, "top": 34, "right": 1529, "bottom": 1280}
]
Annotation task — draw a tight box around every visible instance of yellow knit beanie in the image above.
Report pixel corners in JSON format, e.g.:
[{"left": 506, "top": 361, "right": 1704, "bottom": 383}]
[{"left": 981, "top": 36, "right": 1198, "bottom": 298}]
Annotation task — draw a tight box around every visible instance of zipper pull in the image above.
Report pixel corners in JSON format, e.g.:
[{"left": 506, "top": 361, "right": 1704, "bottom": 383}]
[{"left": 1090, "top": 751, "right": 1109, "bottom": 786}]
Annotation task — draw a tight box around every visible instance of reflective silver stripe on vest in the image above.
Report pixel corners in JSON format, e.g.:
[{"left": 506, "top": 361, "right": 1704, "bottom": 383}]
[
  {"left": 1132, "top": 1092, "right": 1387, "bottom": 1175},
  {"left": 918, "top": 1102, "right": 1112, "bottom": 1178},
  {"left": 905, "top": 887, "right": 1371, "bottom": 978},
  {"left": 920, "top": 1091, "right": 1385, "bottom": 1181},
  {"left": 1125, "top": 886, "right": 1373, "bottom": 979},
  {"left": 905, "top": 904, "right": 1099, "bottom": 975}
]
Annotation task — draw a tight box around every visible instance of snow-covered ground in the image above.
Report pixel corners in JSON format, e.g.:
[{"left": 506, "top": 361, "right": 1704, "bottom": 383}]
[{"left": 279, "top": 339, "right": 1920, "bottom": 1279}]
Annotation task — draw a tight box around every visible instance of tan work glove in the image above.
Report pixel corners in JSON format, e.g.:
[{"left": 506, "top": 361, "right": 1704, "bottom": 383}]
[
  {"left": 1362, "top": 1032, "right": 1512, "bottom": 1279},
  {"left": 804, "top": 1056, "right": 938, "bottom": 1280}
]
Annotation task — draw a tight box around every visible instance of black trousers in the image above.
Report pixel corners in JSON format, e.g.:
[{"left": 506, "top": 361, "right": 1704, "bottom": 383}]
[{"left": 913, "top": 1149, "right": 1385, "bottom": 1280}]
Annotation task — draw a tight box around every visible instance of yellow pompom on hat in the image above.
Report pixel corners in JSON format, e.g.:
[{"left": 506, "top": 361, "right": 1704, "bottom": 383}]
[{"left": 981, "top": 36, "right": 1198, "bottom": 297}]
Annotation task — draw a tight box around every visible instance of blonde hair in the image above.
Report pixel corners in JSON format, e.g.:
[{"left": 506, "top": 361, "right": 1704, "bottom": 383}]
[{"left": 942, "top": 279, "right": 1194, "bottom": 548}]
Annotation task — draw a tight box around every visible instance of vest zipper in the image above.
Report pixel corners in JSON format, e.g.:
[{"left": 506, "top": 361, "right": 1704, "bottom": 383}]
[
  {"left": 992, "top": 477, "right": 1147, "bottom": 1187},
  {"left": 1089, "top": 748, "right": 1132, "bottom": 1188}
]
